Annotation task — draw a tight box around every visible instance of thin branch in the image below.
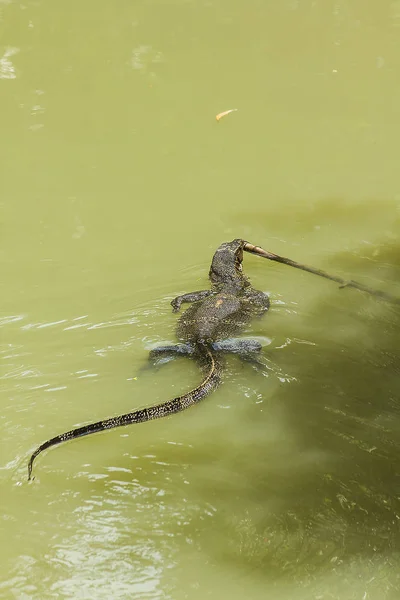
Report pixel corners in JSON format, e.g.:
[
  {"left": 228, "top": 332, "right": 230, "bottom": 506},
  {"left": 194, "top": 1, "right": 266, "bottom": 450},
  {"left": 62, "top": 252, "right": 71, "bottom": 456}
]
[{"left": 243, "top": 242, "right": 400, "bottom": 305}]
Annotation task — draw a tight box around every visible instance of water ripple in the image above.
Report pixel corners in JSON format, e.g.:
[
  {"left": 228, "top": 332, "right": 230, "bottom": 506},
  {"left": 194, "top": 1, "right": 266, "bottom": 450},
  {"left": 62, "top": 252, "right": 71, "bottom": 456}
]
[
  {"left": 0, "top": 46, "right": 18, "bottom": 80},
  {"left": 0, "top": 315, "right": 25, "bottom": 326}
]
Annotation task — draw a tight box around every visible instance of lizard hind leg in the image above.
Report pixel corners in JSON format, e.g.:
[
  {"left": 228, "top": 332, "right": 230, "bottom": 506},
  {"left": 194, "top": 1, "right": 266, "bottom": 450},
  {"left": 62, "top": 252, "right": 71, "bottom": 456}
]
[
  {"left": 212, "top": 338, "right": 270, "bottom": 372},
  {"left": 147, "top": 343, "right": 195, "bottom": 367},
  {"left": 212, "top": 338, "right": 263, "bottom": 355}
]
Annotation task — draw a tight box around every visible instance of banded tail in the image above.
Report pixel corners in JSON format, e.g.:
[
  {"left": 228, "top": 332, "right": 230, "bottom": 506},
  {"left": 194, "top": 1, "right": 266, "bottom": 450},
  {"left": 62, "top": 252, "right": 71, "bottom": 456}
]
[{"left": 28, "top": 345, "right": 221, "bottom": 480}]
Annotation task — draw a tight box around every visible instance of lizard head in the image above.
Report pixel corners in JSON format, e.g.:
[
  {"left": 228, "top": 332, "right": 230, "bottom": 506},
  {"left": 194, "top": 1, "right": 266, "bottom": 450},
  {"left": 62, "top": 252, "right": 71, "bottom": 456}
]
[{"left": 209, "top": 239, "right": 249, "bottom": 286}]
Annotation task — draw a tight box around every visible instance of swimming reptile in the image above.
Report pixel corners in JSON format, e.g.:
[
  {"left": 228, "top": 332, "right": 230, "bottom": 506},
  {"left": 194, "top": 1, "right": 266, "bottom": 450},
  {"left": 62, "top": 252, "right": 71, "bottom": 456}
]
[{"left": 27, "top": 239, "right": 270, "bottom": 480}]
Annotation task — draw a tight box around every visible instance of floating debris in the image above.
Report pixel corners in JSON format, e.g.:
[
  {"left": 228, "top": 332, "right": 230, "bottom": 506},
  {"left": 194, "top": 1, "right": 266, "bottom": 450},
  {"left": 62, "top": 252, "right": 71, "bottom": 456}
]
[{"left": 216, "top": 108, "right": 238, "bottom": 122}]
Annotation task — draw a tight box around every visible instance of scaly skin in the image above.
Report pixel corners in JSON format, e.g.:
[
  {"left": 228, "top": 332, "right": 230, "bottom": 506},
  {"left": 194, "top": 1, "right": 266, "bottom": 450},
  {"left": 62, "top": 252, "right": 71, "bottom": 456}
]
[
  {"left": 27, "top": 239, "right": 269, "bottom": 480},
  {"left": 28, "top": 345, "right": 220, "bottom": 480}
]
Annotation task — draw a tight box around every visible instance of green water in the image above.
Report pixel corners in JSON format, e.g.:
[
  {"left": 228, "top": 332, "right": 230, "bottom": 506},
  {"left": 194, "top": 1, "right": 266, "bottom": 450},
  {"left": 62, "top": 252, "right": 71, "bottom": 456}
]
[{"left": 1, "top": 0, "right": 400, "bottom": 598}]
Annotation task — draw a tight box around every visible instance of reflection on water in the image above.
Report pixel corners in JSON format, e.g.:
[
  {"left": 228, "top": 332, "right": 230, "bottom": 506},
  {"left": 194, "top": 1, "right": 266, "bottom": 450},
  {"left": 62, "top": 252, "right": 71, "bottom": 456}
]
[{"left": 0, "top": 46, "right": 18, "bottom": 79}]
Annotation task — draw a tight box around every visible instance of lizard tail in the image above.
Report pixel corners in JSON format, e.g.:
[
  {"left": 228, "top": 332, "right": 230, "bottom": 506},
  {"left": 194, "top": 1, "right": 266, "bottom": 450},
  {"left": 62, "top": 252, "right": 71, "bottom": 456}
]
[{"left": 27, "top": 345, "right": 221, "bottom": 481}]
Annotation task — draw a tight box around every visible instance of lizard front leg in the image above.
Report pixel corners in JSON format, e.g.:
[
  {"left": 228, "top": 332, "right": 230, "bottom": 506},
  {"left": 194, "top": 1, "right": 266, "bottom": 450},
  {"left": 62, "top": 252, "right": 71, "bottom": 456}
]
[{"left": 171, "top": 290, "right": 213, "bottom": 313}]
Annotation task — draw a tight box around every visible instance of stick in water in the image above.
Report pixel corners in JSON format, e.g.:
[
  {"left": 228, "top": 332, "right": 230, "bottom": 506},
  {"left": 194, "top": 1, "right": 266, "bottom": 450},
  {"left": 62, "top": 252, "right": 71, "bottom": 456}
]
[{"left": 243, "top": 242, "right": 400, "bottom": 305}]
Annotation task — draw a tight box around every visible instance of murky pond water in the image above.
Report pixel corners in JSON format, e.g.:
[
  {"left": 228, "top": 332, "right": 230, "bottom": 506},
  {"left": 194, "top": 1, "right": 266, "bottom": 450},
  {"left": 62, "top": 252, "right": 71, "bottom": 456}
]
[{"left": 1, "top": 1, "right": 400, "bottom": 598}]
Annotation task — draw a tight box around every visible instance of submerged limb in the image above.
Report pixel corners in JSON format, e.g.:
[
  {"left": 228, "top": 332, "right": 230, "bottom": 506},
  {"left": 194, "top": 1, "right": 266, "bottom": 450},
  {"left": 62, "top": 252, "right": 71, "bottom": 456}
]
[
  {"left": 147, "top": 338, "right": 263, "bottom": 368},
  {"left": 149, "top": 343, "right": 195, "bottom": 358},
  {"left": 213, "top": 337, "right": 269, "bottom": 372},
  {"left": 237, "top": 352, "right": 269, "bottom": 372},
  {"left": 146, "top": 343, "right": 195, "bottom": 368},
  {"left": 171, "top": 290, "right": 214, "bottom": 313},
  {"left": 213, "top": 338, "right": 262, "bottom": 354}
]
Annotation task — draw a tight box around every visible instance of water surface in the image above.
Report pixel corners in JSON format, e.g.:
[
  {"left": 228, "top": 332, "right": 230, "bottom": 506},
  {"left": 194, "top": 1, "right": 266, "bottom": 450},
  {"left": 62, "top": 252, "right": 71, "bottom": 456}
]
[{"left": 1, "top": 1, "right": 400, "bottom": 598}]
